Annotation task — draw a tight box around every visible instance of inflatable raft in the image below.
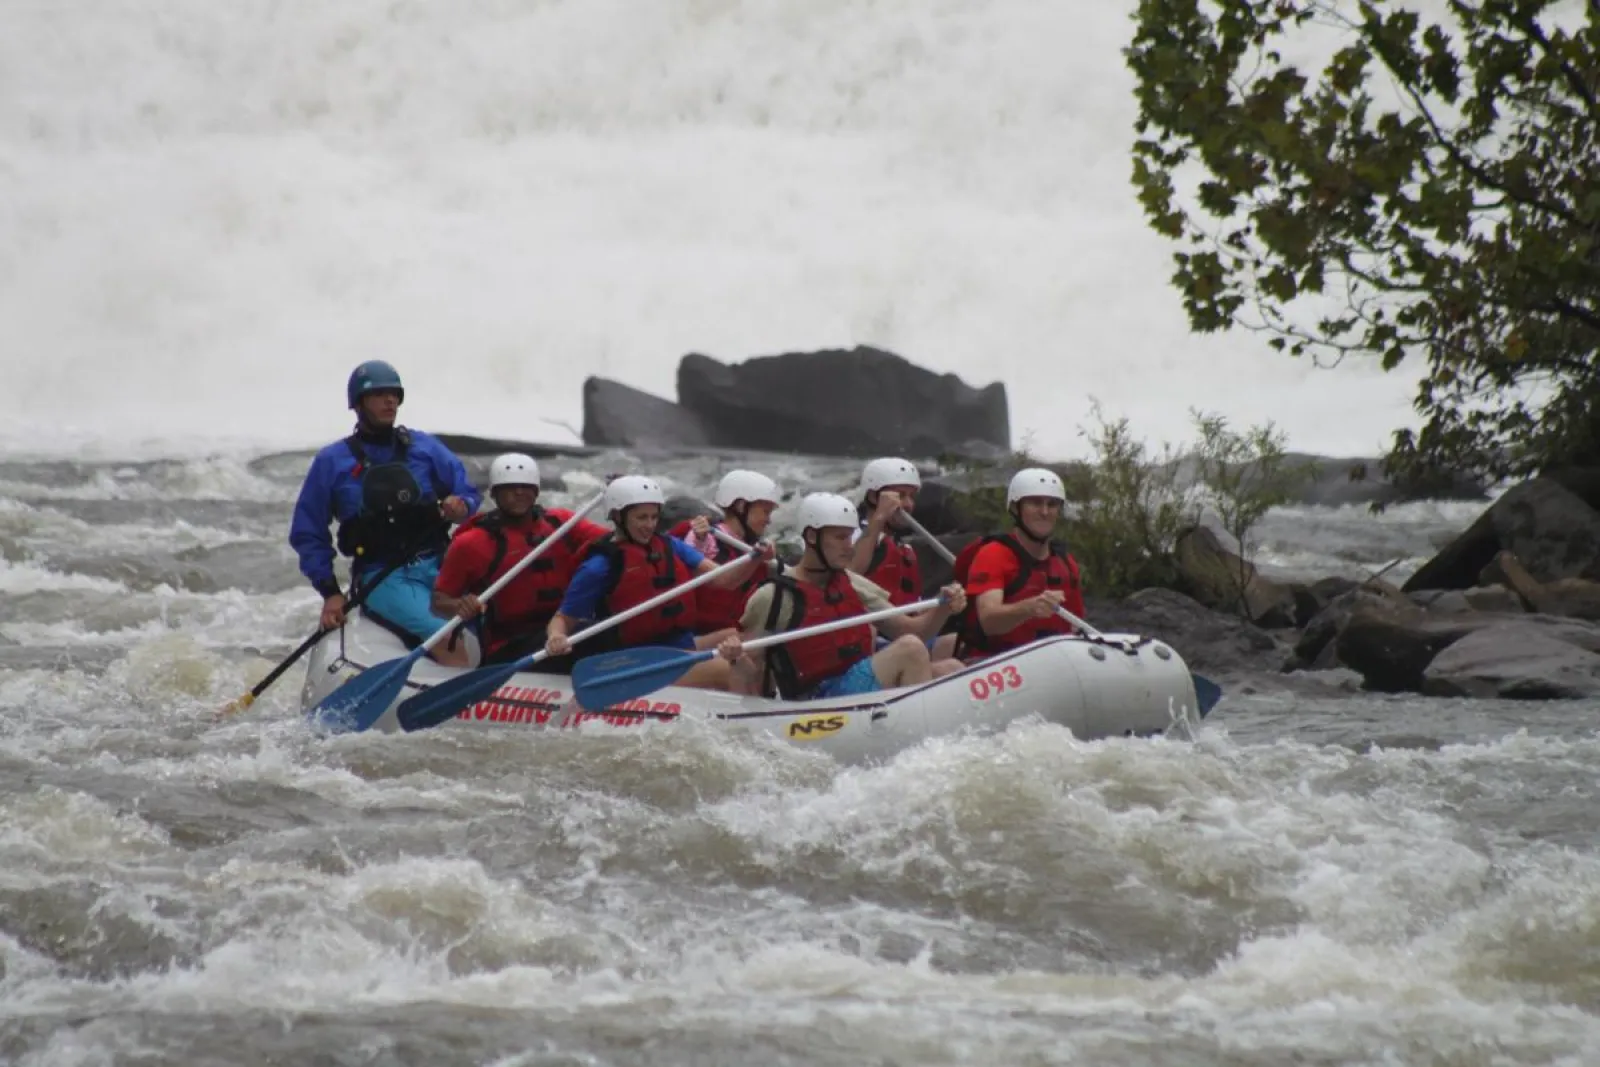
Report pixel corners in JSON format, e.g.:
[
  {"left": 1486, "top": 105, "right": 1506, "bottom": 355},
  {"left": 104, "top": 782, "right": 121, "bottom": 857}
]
[{"left": 300, "top": 613, "right": 1215, "bottom": 761}]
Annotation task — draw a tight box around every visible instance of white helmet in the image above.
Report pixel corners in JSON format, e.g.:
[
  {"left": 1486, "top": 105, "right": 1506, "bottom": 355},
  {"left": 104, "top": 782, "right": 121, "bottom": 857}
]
[
  {"left": 1006, "top": 467, "right": 1067, "bottom": 508},
  {"left": 797, "top": 492, "right": 859, "bottom": 533},
  {"left": 605, "top": 475, "right": 665, "bottom": 515},
  {"left": 713, "top": 469, "right": 780, "bottom": 510},
  {"left": 489, "top": 453, "right": 540, "bottom": 491},
  {"left": 860, "top": 457, "right": 921, "bottom": 494}
]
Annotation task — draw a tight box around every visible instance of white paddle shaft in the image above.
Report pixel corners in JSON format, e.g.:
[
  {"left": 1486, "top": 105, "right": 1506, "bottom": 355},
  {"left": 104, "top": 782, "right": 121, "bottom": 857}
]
[{"left": 415, "top": 490, "right": 605, "bottom": 654}]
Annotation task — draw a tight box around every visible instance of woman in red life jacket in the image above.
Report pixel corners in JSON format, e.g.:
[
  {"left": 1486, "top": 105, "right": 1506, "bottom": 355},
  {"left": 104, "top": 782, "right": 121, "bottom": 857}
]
[
  {"left": 848, "top": 456, "right": 961, "bottom": 661},
  {"left": 431, "top": 453, "right": 609, "bottom": 670},
  {"left": 675, "top": 469, "right": 782, "bottom": 634},
  {"left": 543, "top": 475, "right": 746, "bottom": 691},
  {"left": 721, "top": 493, "right": 967, "bottom": 699},
  {"left": 958, "top": 468, "right": 1086, "bottom": 658}
]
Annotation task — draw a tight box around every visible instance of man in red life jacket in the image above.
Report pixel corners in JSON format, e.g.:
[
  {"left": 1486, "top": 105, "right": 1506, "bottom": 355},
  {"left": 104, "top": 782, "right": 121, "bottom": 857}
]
[
  {"left": 544, "top": 475, "right": 745, "bottom": 691},
  {"left": 676, "top": 469, "right": 782, "bottom": 634},
  {"left": 430, "top": 453, "right": 609, "bottom": 670},
  {"left": 849, "top": 456, "right": 960, "bottom": 661},
  {"left": 724, "top": 493, "right": 967, "bottom": 699},
  {"left": 957, "top": 468, "right": 1087, "bottom": 657}
]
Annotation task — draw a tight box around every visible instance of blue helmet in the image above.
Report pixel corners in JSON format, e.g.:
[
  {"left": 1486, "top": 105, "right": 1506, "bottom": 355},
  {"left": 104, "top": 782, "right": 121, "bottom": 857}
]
[{"left": 347, "top": 360, "right": 404, "bottom": 409}]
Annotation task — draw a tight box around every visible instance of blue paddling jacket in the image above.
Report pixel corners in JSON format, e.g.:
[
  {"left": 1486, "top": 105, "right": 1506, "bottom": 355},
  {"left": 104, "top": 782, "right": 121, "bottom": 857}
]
[{"left": 290, "top": 427, "right": 480, "bottom": 599}]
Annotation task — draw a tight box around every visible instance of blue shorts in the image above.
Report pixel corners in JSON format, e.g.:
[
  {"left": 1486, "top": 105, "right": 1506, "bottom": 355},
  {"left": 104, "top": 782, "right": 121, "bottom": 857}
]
[
  {"left": 809, "top": 657, "right": 881, "bottom": 699},
  {"left": 359, "top": 556, "right": 446, "bottom": 644}
]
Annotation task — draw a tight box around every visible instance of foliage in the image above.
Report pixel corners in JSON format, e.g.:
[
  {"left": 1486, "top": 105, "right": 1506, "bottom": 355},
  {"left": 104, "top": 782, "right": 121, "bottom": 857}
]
[
  {"left": 1190, "top": 412, "right": 1315, "bottom": 611},
  {"left": 1066, "top": 404, "right": 1198, "bottom": 596},
  {"left": 1126, "top": 0, "right": 1600, "bottom": 485},
  {"left": 943, "top": 404, "right": 1305, "bottom": 602}
]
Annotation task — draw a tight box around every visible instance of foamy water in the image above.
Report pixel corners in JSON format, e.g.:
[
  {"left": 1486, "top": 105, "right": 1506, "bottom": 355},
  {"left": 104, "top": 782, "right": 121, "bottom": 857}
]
[
  {"left": 3, "top": 0, "right": 1426, "bottom": 462},
  {"left": 2, "top": 447, "right": 1599, "bottom": 1065}
]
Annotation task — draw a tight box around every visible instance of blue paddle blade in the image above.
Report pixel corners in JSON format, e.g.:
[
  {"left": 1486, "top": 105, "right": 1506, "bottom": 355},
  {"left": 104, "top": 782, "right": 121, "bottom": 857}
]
[
  {"left": 572, "top": 645, "right": 709, "bottom": 711},
  {"left": 396, "top": 658, "right": 526, "bottom": 733},
  {"left": 1191, "top": 673, "right": 1223, "bottom": 718},
  {"left": 306, "top": 648, "right": 425, "bottom": 734}
]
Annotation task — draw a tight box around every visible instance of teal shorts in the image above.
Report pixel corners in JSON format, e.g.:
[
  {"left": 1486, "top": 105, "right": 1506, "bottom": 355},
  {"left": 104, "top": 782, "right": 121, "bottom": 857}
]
[
  {"left": 809, "top": 657, "right": 881, "bottom": 699},
  {"left": 359, "top": 556, "right": 446, "bottom": 645}
]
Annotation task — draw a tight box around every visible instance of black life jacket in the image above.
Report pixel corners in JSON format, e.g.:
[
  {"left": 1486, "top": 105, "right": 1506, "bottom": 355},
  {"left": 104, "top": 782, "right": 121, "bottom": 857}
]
[{"left": 335, "top": 429, "right": 451, "bottom": 567}]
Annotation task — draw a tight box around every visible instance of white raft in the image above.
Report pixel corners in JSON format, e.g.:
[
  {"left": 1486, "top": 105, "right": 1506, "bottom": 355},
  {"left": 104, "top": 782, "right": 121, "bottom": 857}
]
[{"left": 301, "top": 613, "right": 1209, "bottom": 761}]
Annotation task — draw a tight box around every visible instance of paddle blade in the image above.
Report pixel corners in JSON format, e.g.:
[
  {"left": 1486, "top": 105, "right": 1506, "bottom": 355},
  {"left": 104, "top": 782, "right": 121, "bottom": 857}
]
[
  {"left": 572, "top": 646, "right": 707, "bottom": 711},
  {"left": 306, "top": 651, "right": 420, "bottom": 734},
  {"left": 1191, "top": 673, "right": 1223, "bottom": 718},
  {"left": 217, "top": 692, "right": 255, "bottom": 718},
  {"left": 396, "top": 659, "right": 525, "bottom": 733}
]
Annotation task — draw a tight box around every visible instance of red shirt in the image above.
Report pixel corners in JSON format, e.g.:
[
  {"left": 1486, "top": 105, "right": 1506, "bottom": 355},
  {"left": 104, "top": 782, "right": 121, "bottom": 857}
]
[
  {"left": 965, "top": 540, "right": 1086, "bottom": 618},
  {"left": 435, "top": 508, "right": 608, "bottom": 597}
]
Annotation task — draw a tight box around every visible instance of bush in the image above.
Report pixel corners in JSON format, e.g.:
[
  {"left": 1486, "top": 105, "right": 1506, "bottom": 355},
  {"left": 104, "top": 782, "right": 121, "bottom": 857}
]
[{"left": 940, "top": 403, "right": 1310, "bottom": 602}]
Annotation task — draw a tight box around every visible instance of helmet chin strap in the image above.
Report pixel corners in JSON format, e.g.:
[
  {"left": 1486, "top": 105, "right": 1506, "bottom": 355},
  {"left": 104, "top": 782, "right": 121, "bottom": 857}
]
[
  {"left": 800, "top": 529, "right": 840, "bottom": 575},
  {"left": 1011, "top": 507, "right": 1053, "bottom": 547}
]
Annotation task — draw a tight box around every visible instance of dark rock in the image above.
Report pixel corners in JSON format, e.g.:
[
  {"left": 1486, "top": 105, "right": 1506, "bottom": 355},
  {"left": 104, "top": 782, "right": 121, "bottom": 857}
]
[
  {"left": 1285, "top": 582, "right": 1325, "bottom": 628},
  {"left": 660, "top": 495, "right": 710, "bottom": 531},
  {"left": 1422, "top": 622, "right": 1600, "bottom": 699},
  {"left": 1293, "top": 586, "right": 1417, "bottom": 670},
  {"left": 1173, "top": 526, "right": 1298, "bottom": 628},
  {"left": 1335, "top": 608, "right": 1485, "bottom": 692},
  {"left": 581, "top": 377, "right": 716, "bottom": 450},
  {"left": 1083, "top": 588, "right": 1289, "bottom": 676},
  {"left": 1403, "top": 477, "right": 1600, "bottom": 592},
  {"left": 1337, "top": 609, "right": 1600, "bottom": 693},
  {"left": 1534, "top": 578, "right": 1600, "bottom": 621},
  {"left": 904, "top": 479, "right": 986, "bottom": 538},
  {"left": 1542, "top": 465, "right": 1600, "bottom": 513},
  {"left": 910, "top": 534, "right": 973, "bottom": 598},
  {"left": 676, "top": 347, "right": 1009, "bottom": 459}
]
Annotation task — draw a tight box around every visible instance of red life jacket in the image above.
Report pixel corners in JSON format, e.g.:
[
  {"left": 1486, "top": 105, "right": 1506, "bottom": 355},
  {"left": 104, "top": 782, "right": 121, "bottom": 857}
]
[
  {"left": 953, "top": 533, "right": 1084, "bottom": 654},
  {"left": 583, "top": 535, "right": 698, "bottom": 647},
  {"left": 694, "top": 524, "right": 770, "bottom": 633},
  {"left": 762, "top": 572, "right": 874, "bottom": 696},
  {"left": 666, "top": 519, "right": 773, "bottom": 633},
  {"left": 863, "top": 531, "right": 922, "bottom": 606},
  {"left": 454, "top": 508, "right": 592, "bottom": 652}
]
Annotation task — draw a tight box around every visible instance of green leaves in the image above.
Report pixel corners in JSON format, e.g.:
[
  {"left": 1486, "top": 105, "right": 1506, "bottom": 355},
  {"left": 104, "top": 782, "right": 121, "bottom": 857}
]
[{"left": 1127, "top": 0, "right": 1600, "bottom": 484}]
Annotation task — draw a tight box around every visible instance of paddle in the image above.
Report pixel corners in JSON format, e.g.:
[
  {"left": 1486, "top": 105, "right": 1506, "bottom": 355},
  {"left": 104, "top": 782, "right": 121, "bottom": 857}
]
[
  {"left": 573, "top": 595, "right": 944, "bottom": 709},
  {"left": 895, "top": 509, "right": 1224, "bottom": 716},
  {"left": 216, "top": 550, "right": 411, "bottom": 718},
  {"left": 895, "top": 510, "right": 1105, "bottom": 637},
  {"left": 395, "top": 540, "right": 764, "bottom": 733},
  {"left": 305, "top": 490, "right": 607, "bottom": 734}
]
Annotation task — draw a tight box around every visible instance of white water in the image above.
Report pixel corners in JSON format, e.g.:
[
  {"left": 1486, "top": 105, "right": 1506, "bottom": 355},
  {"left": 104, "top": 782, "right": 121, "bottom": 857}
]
[{"left": 1, "top": 0, "right": 1427, "bottom": 462}]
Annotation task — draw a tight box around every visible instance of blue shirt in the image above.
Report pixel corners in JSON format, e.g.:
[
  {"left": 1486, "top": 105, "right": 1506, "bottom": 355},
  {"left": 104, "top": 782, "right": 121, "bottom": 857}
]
[
  {"left": 289, "top": 427, "right": 480, "bottom": 597},
  {"left": 558, "top": 536, "right": 706, "bottom": 621}
]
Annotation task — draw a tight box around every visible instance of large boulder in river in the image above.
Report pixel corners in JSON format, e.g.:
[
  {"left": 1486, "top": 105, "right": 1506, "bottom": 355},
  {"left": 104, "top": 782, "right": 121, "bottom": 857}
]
[
  {"left": 1422, "top": 622, "right": 1600, "bottom": 699},
  {"left": 1173, "top": 525, "right": 1298, "bottom": 628},
  {"left": 676, "top": 347, "right": 1009, "bottom": 458},
  {"left": 1336, "top": 607, "right": 1600, "bottom": 694},
  {"left": 1403, "top": 476, "right": 1600, "bottom": 592},
  {"left": 1083, "top": 588, "right": 1289, "bottom": 676},
  {"left": 582, "top": 377, "right": 716, "bottom": 450}
]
